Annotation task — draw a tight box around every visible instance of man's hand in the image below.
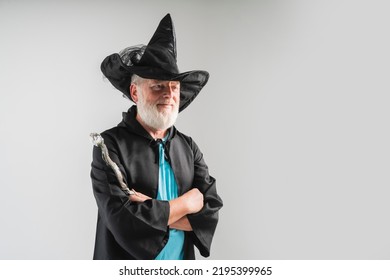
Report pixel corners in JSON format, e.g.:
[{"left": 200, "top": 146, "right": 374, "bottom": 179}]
[
  {"left": 168, "top": 188, "right": 203, "bottom": 226},
  {"left": 129, "top": 189, "right": 151, "bottom": 202},
  {"left": 180, "top": 188, "right": 204, "bottom": 214}
]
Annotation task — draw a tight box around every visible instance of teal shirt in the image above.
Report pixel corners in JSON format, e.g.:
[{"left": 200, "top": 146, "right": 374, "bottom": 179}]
[{"left": 155, "top": 136, "right": 185, "bottom": 260}]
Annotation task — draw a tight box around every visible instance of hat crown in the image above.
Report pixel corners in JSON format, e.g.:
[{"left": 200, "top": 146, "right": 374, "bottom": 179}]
[
  {"left": 138, "top": 14, "right": 179, "bottom": 74},
  {"left": 147, "top": 14, "right": 176, "bottom": 59}
]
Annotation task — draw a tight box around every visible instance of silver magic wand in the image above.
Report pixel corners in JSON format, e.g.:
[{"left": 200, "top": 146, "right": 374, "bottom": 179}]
[{"left": 90, "top": 133, "right": 135, "bottom": 196}]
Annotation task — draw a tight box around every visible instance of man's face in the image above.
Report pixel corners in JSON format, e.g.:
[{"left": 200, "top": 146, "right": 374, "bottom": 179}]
[{"left": 132, "top": 79, "right": 180, "bottom": 131}]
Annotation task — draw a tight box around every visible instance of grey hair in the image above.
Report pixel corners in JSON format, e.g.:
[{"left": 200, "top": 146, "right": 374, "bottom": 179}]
[{"left": 131, "top": 74, "right": 146, "bottom": 85}]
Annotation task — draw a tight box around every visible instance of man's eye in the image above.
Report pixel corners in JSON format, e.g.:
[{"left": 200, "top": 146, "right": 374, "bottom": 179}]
[{"left": 151, "top": 84, "right": 164, "bottom": 90}]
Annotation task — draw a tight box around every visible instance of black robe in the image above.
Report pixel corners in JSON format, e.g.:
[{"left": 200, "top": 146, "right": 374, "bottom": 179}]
[{"left": 90, "top": 106, "right": 223, "bottom": 259}]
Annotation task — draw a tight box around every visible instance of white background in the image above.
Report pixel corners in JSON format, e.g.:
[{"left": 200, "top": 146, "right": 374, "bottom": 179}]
[{"left": 1, "top": 0, "right": 389, "bottom": 259}]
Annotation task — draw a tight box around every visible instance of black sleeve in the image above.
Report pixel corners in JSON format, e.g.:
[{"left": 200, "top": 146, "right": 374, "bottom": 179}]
[
  {"left": 186, "top": 138, "right": 223, "bottom": 257},
  {"left": 90, "top": 133, "right": 170, "bottom": 259}
]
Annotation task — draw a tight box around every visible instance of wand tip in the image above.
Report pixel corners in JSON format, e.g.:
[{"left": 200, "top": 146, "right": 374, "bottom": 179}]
[{"left": 90, "top": 133, "right": 104, "bottom": 147}]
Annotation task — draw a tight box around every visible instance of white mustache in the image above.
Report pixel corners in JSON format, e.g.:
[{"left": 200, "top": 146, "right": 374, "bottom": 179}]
[{"left": 156, "top": 101, "right": 176, "bottom": 106}]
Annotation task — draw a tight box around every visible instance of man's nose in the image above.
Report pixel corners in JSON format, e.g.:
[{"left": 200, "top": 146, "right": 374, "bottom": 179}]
[{"left": 163, "top": 83, "right": 176, "bottom": 97}]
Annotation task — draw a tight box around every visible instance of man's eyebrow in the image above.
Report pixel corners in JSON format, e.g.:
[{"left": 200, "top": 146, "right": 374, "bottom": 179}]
[{"left": 150, "top": 80, "right": 180, "bottom": 84}]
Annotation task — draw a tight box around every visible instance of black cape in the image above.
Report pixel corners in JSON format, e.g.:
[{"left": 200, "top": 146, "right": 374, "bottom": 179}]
[{"left": 90, "top": 106, "right": 223, "bottom": 259}]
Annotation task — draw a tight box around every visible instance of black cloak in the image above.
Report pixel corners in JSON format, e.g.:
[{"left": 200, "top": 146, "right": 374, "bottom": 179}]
[{"left": 90, "top": 106, "right": 223, "bottom": 259}]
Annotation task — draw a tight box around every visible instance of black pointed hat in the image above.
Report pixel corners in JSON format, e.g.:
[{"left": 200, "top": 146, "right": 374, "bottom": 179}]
[{"left": 101, "top": 14, "right": 209, "bottom": 112}]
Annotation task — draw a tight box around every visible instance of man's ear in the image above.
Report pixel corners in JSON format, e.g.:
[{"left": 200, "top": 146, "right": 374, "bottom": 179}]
[{"left": 130, "top": 84, "right": 139, "bottom": 103}]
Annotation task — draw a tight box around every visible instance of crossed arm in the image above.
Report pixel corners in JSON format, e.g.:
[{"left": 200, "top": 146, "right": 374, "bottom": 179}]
[{"left": 130, "top": 188, "right": 204, "bottom": 231}]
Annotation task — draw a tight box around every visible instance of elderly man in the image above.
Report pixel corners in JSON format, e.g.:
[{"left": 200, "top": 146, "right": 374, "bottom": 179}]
[{"left": 90, "top": 14, "right": 223, "bottom": 260}]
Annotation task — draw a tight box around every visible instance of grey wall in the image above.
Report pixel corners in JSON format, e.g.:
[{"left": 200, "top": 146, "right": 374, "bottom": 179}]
[{"left": 1, "top": 0, "right": 389, "bottom": 259}]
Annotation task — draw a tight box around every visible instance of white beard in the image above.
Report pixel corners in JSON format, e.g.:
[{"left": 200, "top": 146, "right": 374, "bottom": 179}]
[{"left": 136, "top": 92, "right": 179, "bottom": 131}]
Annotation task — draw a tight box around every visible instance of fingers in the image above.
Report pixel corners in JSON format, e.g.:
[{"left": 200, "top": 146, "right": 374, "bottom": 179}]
[{"left": 129, "top": 189, "right": 152, "bottom": 202}]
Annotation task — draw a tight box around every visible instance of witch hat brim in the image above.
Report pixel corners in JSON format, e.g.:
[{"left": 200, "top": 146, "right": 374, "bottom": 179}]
[{"left": 101, "top": 14, "right": 209, "bottom": 112}]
